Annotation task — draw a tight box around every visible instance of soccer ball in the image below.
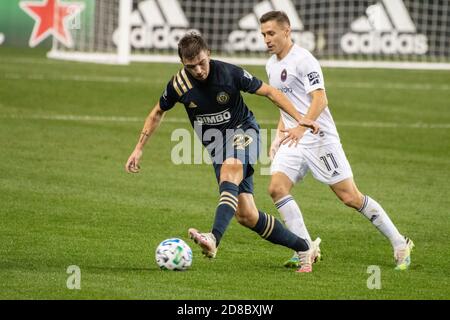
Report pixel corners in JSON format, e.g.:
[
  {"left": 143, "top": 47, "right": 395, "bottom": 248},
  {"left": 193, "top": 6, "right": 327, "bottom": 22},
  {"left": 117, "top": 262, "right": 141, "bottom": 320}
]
[{"left": 155, "top": 238, "right": 193, "bottom": 271}]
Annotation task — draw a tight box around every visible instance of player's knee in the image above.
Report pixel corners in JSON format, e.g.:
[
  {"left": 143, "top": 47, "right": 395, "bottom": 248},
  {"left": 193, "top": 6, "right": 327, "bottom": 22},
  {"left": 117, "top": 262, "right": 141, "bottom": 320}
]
[
  {"left": 235, "top": 211, "right": 247, "bottom": 226},
  {"left": 220, "top": 162, "right": 243, "bottom": 185},
  {"left": 235, "top": 208, "right": 258, "bottom": 228},
  {"left": 268, "top": 182, "right": 289, "bottom": 201},
  {"left": 235, "top": 211, "right": 250, "bottom": 227}
]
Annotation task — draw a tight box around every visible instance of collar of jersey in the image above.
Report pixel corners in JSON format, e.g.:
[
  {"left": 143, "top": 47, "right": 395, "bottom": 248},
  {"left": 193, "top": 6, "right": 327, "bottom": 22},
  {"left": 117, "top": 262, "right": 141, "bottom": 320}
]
[{"left": 276, "top": 43, "right": 296, "bottom": 63}]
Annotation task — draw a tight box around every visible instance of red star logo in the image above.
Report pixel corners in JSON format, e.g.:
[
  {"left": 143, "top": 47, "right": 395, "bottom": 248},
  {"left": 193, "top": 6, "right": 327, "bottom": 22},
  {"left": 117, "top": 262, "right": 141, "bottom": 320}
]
[{"left": 19, "top": 0, "right": 85, "bottom": 48}]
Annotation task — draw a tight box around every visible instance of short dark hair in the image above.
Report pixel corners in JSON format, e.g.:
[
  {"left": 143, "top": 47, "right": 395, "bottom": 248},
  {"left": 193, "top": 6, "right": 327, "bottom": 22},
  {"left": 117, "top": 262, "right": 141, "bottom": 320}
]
[
  {"left": 259, "top": 10, "right": 291, "bottom": 27},
  {"left": 178, "top": 32, "right": 210, "bottom": 61}
]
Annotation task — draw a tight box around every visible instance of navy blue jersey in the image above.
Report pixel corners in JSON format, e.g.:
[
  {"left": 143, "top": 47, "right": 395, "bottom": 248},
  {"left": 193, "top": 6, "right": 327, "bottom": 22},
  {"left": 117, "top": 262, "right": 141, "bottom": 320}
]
[{"left": 159, "top": 60, "right": 263, "bottom": 146}]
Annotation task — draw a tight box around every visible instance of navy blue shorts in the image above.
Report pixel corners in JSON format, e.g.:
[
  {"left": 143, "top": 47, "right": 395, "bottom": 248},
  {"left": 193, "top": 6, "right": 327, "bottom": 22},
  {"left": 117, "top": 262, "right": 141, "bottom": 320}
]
[{"left": 209, "top": 127, "right": 260, "bottom": 194}]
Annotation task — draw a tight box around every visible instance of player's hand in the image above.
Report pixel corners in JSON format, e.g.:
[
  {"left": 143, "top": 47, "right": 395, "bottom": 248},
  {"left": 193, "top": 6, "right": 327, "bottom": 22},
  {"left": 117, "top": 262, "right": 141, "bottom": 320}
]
[
  {"left": 269, "top": 135, "right": 283, "bottom": 161},
  {"left": 280, "top": 126, "right": 307, "bottom": 147},
  {"left": 298, "top": 118, "right": 320, "bottom": 134},
  {"left": 125, "top": 149, "right": 143, "bottom": 173}
]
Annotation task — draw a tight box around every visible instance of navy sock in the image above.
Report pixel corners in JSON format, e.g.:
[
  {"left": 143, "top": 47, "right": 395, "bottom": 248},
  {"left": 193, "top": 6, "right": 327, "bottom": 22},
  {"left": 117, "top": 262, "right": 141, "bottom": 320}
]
[
  {"left": 251, "top": 211, "right": 309, "bottom": 252},
  {"left": 211, "top": 181, "right": 239, "bottom": 247}
]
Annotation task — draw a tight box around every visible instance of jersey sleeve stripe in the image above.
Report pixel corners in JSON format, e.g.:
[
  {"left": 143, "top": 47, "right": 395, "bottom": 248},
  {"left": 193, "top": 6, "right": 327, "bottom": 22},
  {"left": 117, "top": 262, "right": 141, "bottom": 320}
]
[
  {"left": 176, "top": 72, "right": 188, "bottom": 93},
  {"left": 172, "top": 76, "right": 183, "bottom": 96},
  {"left": 181, "top": 68, "right": 193, "bottom": 89}
]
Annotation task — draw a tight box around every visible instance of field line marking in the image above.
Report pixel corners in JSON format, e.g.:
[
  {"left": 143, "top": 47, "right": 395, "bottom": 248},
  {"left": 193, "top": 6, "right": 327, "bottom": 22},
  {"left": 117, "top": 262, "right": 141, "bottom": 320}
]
[
  {"left": 1, "top": 114, "right": 449, "bottom": 129},
  {"left": 2, "top": 72, "right": 450, "bottom": 91}
]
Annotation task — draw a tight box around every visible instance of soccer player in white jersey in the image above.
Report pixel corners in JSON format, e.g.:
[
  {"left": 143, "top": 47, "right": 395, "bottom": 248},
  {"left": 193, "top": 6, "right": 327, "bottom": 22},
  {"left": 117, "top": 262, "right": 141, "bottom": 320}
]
[{"left": 260, "top": 11, "right": 414, "bottom": 272}]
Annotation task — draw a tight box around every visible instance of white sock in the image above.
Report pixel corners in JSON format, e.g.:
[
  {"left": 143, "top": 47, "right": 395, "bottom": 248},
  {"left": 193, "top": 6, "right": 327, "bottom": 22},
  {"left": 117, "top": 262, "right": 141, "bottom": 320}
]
[
  {"left": 275, "top": 195, "right": 312, "bottom": 245},
  {"left": 358, "top": 195, "right": 406, "bottom": 249}
]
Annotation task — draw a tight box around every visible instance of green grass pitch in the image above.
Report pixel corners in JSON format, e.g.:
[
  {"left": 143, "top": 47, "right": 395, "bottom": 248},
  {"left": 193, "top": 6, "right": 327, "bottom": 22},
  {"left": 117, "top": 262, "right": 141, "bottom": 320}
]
[{"left": 0, "top": 48, "right": 449, "bottom": 299}]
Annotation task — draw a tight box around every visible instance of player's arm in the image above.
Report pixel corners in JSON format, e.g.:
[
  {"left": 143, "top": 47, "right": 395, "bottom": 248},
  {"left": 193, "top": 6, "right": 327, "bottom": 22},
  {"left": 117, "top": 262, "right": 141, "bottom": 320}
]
[
  {"left": 269, "top": 116, "right": 284, "bottom": 160},
  {"left": 256, "top": 82, "right": 319, "bottom": 132},
  {"left": 303, "top": 89, "right": 328, "bottom": 121},
  {"left": 299, "top": 57, "right": 328, "bottom": 122},
  {"left": 255, "top": 82, "right": 319, "bottom": 145},
  {"left": 125, "top": 103, "right": 166, "bottom": 173}
]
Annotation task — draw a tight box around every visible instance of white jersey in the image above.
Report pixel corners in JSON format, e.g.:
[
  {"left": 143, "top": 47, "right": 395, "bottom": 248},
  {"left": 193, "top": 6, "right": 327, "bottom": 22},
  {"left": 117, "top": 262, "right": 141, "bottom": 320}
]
[{"left": 266, "top": 44, "right": 340, "bottom": 147}]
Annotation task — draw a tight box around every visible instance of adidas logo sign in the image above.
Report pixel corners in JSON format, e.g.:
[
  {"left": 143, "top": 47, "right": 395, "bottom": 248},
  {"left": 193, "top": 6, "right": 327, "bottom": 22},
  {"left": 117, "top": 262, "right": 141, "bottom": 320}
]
[
  {"left": 113, "top": 0, "right": 198, "bottom": 49},
  {"left": 341, "top": 0, "right": 428, "bottom": 55},
  {"left": 227, "top": 0, "right": 315, "bottom": 52}
]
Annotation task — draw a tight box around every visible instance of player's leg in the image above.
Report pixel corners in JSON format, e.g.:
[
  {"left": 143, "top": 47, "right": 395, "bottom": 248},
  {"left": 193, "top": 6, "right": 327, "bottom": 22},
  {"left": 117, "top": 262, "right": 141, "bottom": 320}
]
[
  {"left": 303, "top": 142, "right": 405, "bottom": 246},
  {"left": 269, "top": 144, "right": 316, "bottom": 267},
  {"left": 268, "top": 172, "right": 314, "bottom": 267},
  {"left": 330, "top": 177, "right": 413, "bottom": 270},
  {"left": 304, "top": 143, "right": 413, "bottom": 269},
  {"left": 269, "top": 172, "right": 313, "bottom": 244},
  {"left": 189, "top": 157, "right": 244, "bottom": 258},
  {"left": 213, "top": 157, "right": 244, "bottom": 245},
  {"left": 234, "top": 193, "right": 309, "bottom": 252},
  {"left": 189, "top": 126, "right": 260, "bottom": 258},
  {"left": 234, "top": 192, "right": 320, "bottom": 273}
]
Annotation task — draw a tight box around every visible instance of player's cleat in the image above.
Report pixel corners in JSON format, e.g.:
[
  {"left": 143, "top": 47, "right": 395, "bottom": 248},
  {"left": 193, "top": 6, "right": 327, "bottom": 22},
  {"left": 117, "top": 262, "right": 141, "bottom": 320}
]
[
  {"left": 188, "top": 228, "right": 217, "bottom": 258},
  {"left": 311, "top": 237, "right": 322, "bottom": 263},
  {"left": 295, "top": 237, "right": 322, "bottom": 273},
  {"left": 296, "top": 250, "right": 312, "bottom": 273},
  {"left": 283, "top": 253, "right": 300, "bottom": 268},
  {"left": 284, "top": 238, "right": 322, "bottom": 268},
  {"left": 394, "top": 237, "right": 414, "bottom": 271}
]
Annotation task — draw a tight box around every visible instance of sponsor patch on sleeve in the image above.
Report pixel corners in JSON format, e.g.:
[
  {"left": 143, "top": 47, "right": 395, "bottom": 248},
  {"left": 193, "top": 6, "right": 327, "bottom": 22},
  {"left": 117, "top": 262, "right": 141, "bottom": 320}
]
[
  {"left": 307, "top": 72, "right": 321, "bottom": 86},
  {"left": 243, "top": 69, "right": 253, "bottom": 80}
]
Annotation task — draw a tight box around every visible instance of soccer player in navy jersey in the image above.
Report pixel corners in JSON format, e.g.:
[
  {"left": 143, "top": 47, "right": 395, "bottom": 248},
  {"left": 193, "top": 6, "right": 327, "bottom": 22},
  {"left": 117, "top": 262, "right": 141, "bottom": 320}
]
[{"left": 125, "top": 33, "right": 321, "bottom": 270}]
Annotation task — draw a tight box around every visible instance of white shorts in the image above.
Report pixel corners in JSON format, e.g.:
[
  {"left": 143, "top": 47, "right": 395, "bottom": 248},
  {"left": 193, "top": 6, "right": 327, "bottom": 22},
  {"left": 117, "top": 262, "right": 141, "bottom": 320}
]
[{"left": 270, "top": 143, "right": 353, "bottom": 185}]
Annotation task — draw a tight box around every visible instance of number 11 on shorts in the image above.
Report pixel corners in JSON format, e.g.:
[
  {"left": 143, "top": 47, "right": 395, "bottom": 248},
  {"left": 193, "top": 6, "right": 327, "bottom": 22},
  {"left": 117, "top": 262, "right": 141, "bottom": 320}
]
[{"left": 320, "top": 153, "right": 338, "bottom": 171}]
